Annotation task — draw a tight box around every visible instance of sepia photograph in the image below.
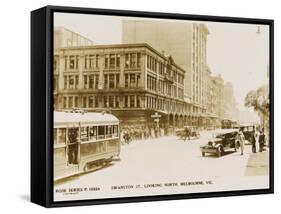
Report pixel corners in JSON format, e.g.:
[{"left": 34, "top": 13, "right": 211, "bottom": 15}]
[{"left": 52, "top": 11, "right": 271, "bottom": 202}]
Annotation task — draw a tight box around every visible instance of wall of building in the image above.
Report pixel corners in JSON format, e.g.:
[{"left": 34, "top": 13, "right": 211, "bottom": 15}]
[
  {"left": 54, "top": 44, "right": 188, "bottom": 130},
  {"left": 122, "top": 20, "right": 209, "bottom": 113}
]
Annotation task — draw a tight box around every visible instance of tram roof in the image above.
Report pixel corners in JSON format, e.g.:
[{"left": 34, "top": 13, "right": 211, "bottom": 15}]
[{"left": 54, "top": 111, "right": 119, "bottom": 127}]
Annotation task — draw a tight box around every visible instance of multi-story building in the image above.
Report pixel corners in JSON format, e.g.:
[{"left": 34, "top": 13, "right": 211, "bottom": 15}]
[
  {"left": 54, "top": 27, "right": 94, "bottom": 50},
  {"left": 54, "top": 43, "right": 189, "bottom": 132},
  {"left": 122, "top": 20, "right": 209, "bottom": 123},
  {"left": 223, "top": 82, "right": 239, "bottom": 121},
  {"left": 206, "top": 71, "right": 239, "bottom": 128}
]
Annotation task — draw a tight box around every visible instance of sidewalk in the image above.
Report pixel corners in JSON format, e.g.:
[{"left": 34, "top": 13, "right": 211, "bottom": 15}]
[{"left": 244, "top": 150, "right": 269, "bottom": 176}]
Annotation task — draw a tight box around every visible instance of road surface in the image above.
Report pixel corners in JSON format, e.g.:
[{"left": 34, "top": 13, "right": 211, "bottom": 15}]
[{"left": 55, "top": 130, "right": 266, "bottom": 188}]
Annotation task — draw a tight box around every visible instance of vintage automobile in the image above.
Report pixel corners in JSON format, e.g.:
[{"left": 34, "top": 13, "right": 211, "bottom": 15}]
[
  {"left": 200, "top": 129, "right": 240, "bottom": 157},
  {"left": 176, "top": 126, "right": 200, "bottom": 140},
  {"left": 236, "top": 124, "right": 255, "bottom": 144}
]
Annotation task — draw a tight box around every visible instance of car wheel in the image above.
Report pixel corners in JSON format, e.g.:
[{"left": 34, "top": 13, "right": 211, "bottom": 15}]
[{"left": 202, "top": 152, "right": 205, "bottom": 157}]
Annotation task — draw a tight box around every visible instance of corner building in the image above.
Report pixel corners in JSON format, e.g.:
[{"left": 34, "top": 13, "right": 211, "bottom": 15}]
[{"left": 54, "top": 43, "right": 189, "bottom": 133}]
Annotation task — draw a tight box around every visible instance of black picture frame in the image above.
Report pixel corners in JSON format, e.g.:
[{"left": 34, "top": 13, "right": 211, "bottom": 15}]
[{"left": 31, "top": 5, "right": 274, "bottom": 208}]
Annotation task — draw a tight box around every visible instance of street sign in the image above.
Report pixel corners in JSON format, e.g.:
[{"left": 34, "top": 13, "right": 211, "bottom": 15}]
[{"left": 151, "top": 112, "right": 161, "bottom": 118}]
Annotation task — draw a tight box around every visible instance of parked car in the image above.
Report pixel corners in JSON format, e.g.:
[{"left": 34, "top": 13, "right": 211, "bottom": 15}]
[
  {"left": 234, "top": 124, "right": 256, "bottom": 144},
  {"left": 200, "top": 129, "right": 240, "bottom": 157},
  {"left": 176, "top": 126, "right": 200, "bottom": 140}
]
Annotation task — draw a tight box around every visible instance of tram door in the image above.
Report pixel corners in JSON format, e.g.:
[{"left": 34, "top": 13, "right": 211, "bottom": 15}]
[{"left": 67, "top": 127, "right": 79, "bottom": 165}]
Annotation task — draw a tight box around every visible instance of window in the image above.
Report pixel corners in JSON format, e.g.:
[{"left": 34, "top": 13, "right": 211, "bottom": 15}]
[
  {"left": 104, "top": 96, "right": 108, "bottom": 107},
  {"left": 125, "top": 54, "right": 129, "bottom": 68},
  {"left": 88, "top": 96, "right": 94, "bottom": 108},
  {"left": 125, "top": 96, "right": 128, "bottom": 107},
  {"left": 57, "top": 128, "right": 66, "bottom": 144},
  {"left": 116, "top": 74, "right": 120, "bottom": 88},
  {"left": 89, "top": 126, "right": 97, "bottom": 140},
  {"left": 130, "top": 95, "right": 135, "bottom": 107},
  {"left": 69, "top": 76, "right": 74, "bottom": 88},
  {"left": 105, "top": 55, "right": 109, "bottom": 68},
  {"left": 83, "top": 96, "right": 87, "bottom": 108},
  {"left": 81, "top": 127, "right": 89, "bottom": 142},
  {"left": 137, "top": 53, "right": 141, "bottom": 67},
  {"left": 63, "top": 97, "right": 67, "bottom": 108},
  {"left": 96, "top": 55, "right": 99, "bottom": 68},
  {"left": 109, "top": 54, "right": 115, "bottom": 68},
  {"left": 109, "top": 96, "right": 114, "bottom": 107},
  {"left": 104, "top": 74, "right": 108, "bottom": 88},
  {"left": 84, "top": 55, "right": 88, "bottom": 68},
  {"left": 69, "top": 56, "right": 75, "bottom": 69},
  {"left": 136, "top": 74, "right": 140, "bottom": 88},
  {"left": 98, "top": 126, "right": 105, "bottom": 139},
  {"left": 116, "top": 54, "right": 120, "bottom": 68},
  {"left": 125, "top": 74, "right": 129, "bottom": 88},
  {"left": 95, "top": 96, "right": 98, "bottom": 107},
  {"left": 88, "top": 75, "right": 94, "bottom": 89},
  {"left": 115, "top": 96, "right": 119, "bottom": 108},
  {"left": 75, "top": 76, "right": 79, "bottom": 89},
  {"left": 130, "top": 74, "right": 135, "bottom": 87},
  {"left": 89, "top": 55, "right": 94, "bottom": 68},
  {"left": 74, "top": 96, "right": 78, "bottom": 107},
  {"left": 68, "top": 97, "right": 73, "bottom": 108},
  {"left": 95, "top": 75, "right": 99, "bottom": 89},
  {"left": 137, "top": 96, "right": 141, "bottom": 108},
  {"left": 130, "top": 53, "right": 136, "bottom": 67},
  {"left": 109, "top": 74, "right": 115, "bottom": 88},
  {"left": 84, "top": 75, "right": 88, "bottom": 88},
  {"left": 64, "top": 76, "right": 67, "bottom": 89},
  {"left": 113, "top": 125, "right": 119, "bottom": 137},
  {"left": 106, "top": 125, "right": 112, "bottom": 138}
]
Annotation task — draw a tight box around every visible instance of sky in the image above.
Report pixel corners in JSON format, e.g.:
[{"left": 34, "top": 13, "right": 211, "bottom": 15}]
[{"left": 54, "top": 13, "right": 270, "bottom": 119}]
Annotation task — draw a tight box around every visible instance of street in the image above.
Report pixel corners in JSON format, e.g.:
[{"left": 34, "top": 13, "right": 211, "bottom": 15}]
[{"left": 55, "top": 130, "right": 269, "bottom": 188}]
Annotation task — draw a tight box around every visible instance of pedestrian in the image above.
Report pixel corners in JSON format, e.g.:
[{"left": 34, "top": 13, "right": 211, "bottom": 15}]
[
  {"left": 237, "top": 128, "right": 245, "bottom": 155},
  {"left": 259, "top": 128, "right": 265, "bottom": 152},
  {"left": 252, "top": 127, "right": 258, "bottom": 153},
  {"left": 184, "top": 127, "right": 190, "bottom": 141}
]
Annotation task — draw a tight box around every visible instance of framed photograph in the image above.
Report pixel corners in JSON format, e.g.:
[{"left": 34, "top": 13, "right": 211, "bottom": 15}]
[{"left": 31, "top": 5, "right": 274, "bottom": 207}]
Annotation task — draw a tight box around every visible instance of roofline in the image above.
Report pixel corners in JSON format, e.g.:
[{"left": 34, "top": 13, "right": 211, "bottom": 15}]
[{"left": 56, "top": 43, "right": 186, "bottom": 73}]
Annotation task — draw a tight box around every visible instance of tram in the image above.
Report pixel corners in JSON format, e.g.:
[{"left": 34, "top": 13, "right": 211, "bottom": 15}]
[
  {"left": 221, "top": 119, "right": 238, "bottom": 129},
  {"left": 54, "top": 111, "right": 120, "bottom": 181}
]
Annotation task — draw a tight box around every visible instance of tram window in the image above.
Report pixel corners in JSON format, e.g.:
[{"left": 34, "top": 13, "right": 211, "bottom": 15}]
[
  {"left": 81, "top": 127, "right": 89, "bottom": 142},
  {"left": 89, "top": 126, "right": 97, "bottom": 140},
  {"left": 58, "top": 128, "right": 66, "bottom": 144},
  {"left": 107, "top": 125, "right": 112, "bottom": 138},
  {"left": 53, "top": 129, "right": 57, "bottom": 144},
  {"left": 98, "top": 126, "right": 105, "bottom": 139},
  {"left": 113, "top": 125, "right": 119, "bottom": 137}
]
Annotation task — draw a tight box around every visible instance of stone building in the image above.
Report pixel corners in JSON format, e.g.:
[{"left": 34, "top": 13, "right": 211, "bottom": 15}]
[
  {"left": 54, "top": 43, "right": 190, "bottom": 132},
  {"left": 122, "top": 20, "right": 209, "bottom": 125}
]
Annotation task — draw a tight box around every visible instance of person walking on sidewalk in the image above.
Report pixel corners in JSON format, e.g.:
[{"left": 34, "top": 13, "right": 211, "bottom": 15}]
[
  {"left": 259, "top": 128, "right": 266, "bottom": 152},
  {"left": 237, "top": 129, "right": 245, "bottom": 155},
  {"left": 252, "top": 127, "right": 258, "bottom": 153}
]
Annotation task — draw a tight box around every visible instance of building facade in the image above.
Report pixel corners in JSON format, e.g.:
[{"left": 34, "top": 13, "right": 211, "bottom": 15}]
[
  {"left": 54, "top": 43, "right": 191, "bottom": 133},
  {"left": 122, "top": 20, "right": 209, "bottom": 119}
]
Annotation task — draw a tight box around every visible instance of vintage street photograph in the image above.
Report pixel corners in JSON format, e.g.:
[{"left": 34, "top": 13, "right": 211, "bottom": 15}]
[{"left": 53, "top": 12, "right": 270, "bottom": 201}]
